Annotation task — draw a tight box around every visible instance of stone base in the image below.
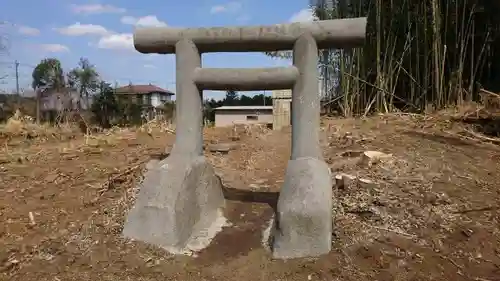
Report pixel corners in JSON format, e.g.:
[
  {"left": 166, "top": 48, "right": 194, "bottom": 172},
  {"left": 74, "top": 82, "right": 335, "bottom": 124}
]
[
  {"left": 123, "top": 155, "right": 225, "bottom": 254},
  {"left": 272, "top": 157, "right": 333, "bottom": 259}
]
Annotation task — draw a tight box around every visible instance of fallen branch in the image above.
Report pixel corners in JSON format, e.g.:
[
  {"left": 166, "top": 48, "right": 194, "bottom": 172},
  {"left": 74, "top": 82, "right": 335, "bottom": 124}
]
[
  {"left": 462, "top": 128, "right": 500, "bottom": 144},
  {"left": 441, "top": 131, "right": 489, "bottom": 145},
  {"left": 98, "top": 159, "right": 149, "bottom": 194},
  {"left": 28, "top": 212, "right": 36, "bottom": 226},
  {"left": 479, "top": 88, "right": 500, "bottom": 99},
  {"left": 454, "top": 206, "right": 498, "bottom": 214},
  {"left": 364, "top": 223, "right": 416, "bottom": 239},
  {"left": 440, "top": 254, "right": 464, "bottom": 270}
]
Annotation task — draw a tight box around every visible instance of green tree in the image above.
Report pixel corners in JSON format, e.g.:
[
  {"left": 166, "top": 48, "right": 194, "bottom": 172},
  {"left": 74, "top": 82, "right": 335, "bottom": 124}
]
[
  {"left": 90, "top": 82, "right": 121, "bottom": 128},
  {"left": 250, "top": 94, "right": 272, "bottom": 106},
  {"left": 67, "top": 58, "right": 100, "bottom": 110},
  {"left": 122, "top": 102, "right": 143, "bottom": 125},
  {"left": 203, "top": 98, "right": 223, "bottom": 122},
  {"left": 223, "top": 90, "right": 239, "bottom": 106},
  {"left": 162, "top": 101, "right": 175, "bottom": 121},
  {"left": 239, "top": 94, "right": 253, "bottom": 105},
  {"left": 31, "top": 58, "right": 65, "bottom": 123}
]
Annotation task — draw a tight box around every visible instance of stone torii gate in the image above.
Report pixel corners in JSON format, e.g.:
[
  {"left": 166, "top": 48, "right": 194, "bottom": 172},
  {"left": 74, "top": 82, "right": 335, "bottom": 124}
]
[{"left": 123, "top": 17, "right": 367, "bottom": 259}]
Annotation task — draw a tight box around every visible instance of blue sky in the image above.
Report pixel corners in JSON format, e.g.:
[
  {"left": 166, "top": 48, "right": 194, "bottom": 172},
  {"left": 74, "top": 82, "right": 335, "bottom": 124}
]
[{"left": 0, "top": 0, "right": 314, "bottom": 99}]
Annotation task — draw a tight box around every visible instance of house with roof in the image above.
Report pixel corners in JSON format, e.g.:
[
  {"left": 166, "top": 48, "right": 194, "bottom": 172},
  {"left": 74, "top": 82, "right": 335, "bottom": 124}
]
[
  {"left": 38, "top": 87, "right": 84, "bottom": 122},
  {"left": 212, "top": 90, "right": 293, "bottom": 129},
  {"left": 114, "top": 84, "right": 175, "bottom": 120}
]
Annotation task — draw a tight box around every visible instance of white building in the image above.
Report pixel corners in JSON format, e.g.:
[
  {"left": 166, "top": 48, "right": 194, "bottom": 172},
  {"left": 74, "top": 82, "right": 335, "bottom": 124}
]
[
  {"left": 214, "top": 105, "right": 273, "bottom": 127},
  {"left": 272, "top": 89, "right": 292, "bottom": 130}
]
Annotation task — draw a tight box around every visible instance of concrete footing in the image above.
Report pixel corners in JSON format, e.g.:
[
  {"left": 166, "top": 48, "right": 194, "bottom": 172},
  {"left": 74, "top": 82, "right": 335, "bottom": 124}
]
[
  {"left": 123, "top": 155, "right": 225, "bottom": 254},
  {"left": 272, "top": 157, "right": 333, "bottom": 259}
]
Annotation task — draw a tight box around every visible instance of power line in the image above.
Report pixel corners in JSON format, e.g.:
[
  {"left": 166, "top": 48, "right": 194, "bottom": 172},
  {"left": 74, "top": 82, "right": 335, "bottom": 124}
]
[
  {"left": 0, "top": 60, "right": 35, "bottom": 69},
  {"left": 1, "top": 60, "right": 178, "bottom": 91}
]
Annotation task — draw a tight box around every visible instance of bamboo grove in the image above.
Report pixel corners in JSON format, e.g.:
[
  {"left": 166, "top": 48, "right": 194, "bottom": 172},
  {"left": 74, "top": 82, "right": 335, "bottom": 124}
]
[{"left": 269, "top": 0, "right": 500, "bottom": 115}]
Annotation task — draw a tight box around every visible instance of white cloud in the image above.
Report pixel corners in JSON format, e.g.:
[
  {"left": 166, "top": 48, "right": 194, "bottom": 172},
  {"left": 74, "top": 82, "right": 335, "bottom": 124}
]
[
  {"left": 120, "top": 15, "right": 167, "bottom": 27},
  {"left": 289, "top": 8, "right": 316, "bottom": 22},
  {"left": 210, "top": 2, "right": 242, "bottom": 14},
  {"left": 70, "top": 4, "right": 126, "bottom": 15},
  {"left": 97, "top": 33, "right": 133, "bottom": 50},
  {"left": 18, "top": 25, "right": 40, "bottom": 36},
  {"left": 39, "top": 44, "right": 69, "bottom": 53},
  {"left": 55, "top": 23, "right": 110, "bottom": 36}
]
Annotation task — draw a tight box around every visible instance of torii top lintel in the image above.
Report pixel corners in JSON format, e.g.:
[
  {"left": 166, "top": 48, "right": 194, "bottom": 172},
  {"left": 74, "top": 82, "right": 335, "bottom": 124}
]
[{"left": 133, "top": 17, "right": 367, "bottom": 54}]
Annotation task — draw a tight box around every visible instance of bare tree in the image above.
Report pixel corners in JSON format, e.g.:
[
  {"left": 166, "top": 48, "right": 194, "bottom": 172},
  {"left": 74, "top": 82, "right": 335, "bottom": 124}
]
[{"left": 0, "top": 21, "right": 9, "bottom": 82}]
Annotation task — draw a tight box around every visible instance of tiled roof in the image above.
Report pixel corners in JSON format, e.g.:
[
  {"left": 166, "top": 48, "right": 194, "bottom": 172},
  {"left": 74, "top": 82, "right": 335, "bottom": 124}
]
[
  {"left": 214, "top": 106, "right": 273, "bottom": 110},
  {"left": 114, "top": 84, "right": 175, "bottom": 95}
]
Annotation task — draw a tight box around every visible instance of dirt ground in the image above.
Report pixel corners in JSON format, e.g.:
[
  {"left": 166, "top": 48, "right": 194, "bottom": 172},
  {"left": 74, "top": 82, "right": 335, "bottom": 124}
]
[{"left": 1, "top": 114, "right": 499, "bottom": 281}]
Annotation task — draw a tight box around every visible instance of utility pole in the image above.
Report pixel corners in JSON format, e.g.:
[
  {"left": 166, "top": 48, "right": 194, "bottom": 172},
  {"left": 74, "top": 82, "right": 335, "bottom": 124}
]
[{"left": 15, "top": 60, "right": 20, "bottom": 108}]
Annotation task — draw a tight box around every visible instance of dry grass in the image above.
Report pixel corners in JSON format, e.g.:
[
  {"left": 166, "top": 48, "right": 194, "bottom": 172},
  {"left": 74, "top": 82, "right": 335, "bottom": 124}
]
[
  {"left": 432, "top": 89, "right": 500, "bottom": 121},
  {"left": 0, "top": 111, "right": 80, "bottom": 143},
  {"left": 0, "top": 113, "right": 499, "bottom": 281}
]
